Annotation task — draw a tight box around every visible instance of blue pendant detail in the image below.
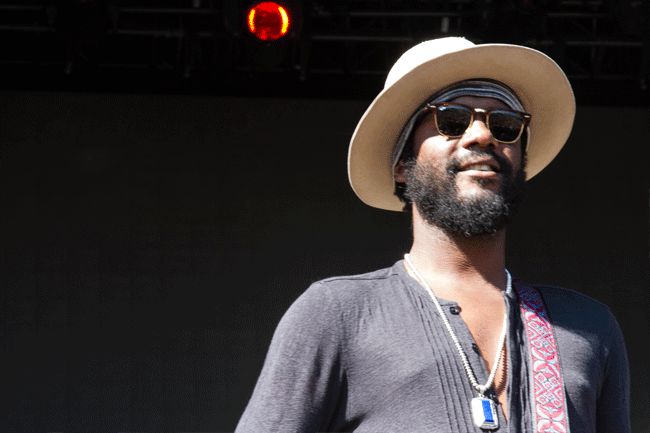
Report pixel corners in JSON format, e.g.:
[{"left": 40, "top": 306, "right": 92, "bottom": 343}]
[{"left": 471, "top": 397, "right": 499, "bottom": 430}]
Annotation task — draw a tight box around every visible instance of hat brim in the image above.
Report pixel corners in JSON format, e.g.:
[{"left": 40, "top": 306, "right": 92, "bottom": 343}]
[{"left": 348, "top": 43, "right": 575, "bottom": 211}]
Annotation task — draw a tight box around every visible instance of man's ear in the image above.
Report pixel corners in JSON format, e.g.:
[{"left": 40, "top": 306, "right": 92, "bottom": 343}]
[{"left": 394, "top": 160, "right": 409, "bottom": 183}]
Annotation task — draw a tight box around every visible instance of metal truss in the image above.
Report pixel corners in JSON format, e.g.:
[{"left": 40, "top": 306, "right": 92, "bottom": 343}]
[{"left": 0, "top": 0, "right": 648, "bottom": 105}]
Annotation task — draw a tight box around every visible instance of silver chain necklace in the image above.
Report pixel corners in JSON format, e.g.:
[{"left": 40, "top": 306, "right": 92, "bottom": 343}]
[{"left": 404, "top": 253, "right": 509, "bottom": 430}]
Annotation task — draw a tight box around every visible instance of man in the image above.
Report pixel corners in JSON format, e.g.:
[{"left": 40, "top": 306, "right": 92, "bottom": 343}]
[{"left": 236, "top": 38, "right": 630, "bottom": 432}]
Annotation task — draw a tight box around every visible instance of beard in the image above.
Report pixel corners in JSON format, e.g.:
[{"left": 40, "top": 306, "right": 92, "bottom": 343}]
[{"left": 403, "top": 149, "right": 528, "bottom": 237}]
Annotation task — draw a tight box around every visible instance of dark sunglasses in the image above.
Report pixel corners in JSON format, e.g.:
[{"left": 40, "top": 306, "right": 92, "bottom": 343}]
[{"left": 417, "top": 103, "right": 531, "bottom": 144}]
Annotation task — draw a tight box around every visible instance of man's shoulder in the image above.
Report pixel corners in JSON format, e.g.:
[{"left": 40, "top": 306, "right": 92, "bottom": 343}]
[
  {"left": 532, "top": 283, "right": 611, "bottom": 313},
  {"left": 525, "top": 283, "right": 619, "bottom": 339},
  {"left": 276, "top": 262, "right": 407, "bottom": 338},
  {"left": 316, "top": 263, "right": 402, "bottom": 288},
  {"left": 294, "top": 262, "right": 406, "bottom": 310}
]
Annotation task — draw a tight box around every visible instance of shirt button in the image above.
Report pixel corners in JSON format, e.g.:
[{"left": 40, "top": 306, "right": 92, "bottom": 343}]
[
  {"left": 449, "top": 306, "right": 461, "bottom": 315},
  {"left": 472, "top": 343, "right": 480, "bottom": 354}
]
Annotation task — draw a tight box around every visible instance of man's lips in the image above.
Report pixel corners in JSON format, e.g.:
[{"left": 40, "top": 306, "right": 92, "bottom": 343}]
[{"left": 457, "top": 159, "right": 501, "bottom": 173}]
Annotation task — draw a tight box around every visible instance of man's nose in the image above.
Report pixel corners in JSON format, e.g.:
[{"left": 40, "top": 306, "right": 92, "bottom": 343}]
[{"left": 461, "top": 117, "right": 495, "bottom": 148}]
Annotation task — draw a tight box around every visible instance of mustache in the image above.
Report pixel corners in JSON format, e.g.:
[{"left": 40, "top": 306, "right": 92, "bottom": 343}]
[{"left": 447, "top": 149, "right": 513, "bottom": 175}]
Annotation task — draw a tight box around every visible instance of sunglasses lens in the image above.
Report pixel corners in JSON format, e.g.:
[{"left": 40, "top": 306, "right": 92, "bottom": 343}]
[
  {"left": 436, "top": 105, "right": 473, "bottom": 137},
  {"left": 488, "top": 111, "right": 525, "bottom": 143}
]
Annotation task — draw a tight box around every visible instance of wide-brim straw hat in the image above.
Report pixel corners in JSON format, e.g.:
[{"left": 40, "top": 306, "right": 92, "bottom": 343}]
[{"left": 348, "top": 37, "right": 575, "bottom": 211}]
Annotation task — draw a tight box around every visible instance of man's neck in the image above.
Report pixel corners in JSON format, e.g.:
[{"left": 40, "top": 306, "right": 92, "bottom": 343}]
[{"left": 406, "top": 208, "right": 508, "bottom": 300}]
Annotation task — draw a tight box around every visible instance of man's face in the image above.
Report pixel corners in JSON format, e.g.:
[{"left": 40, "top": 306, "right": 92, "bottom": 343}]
[{"left": 400, "top": 95, "right": 528, "bottom": 236}]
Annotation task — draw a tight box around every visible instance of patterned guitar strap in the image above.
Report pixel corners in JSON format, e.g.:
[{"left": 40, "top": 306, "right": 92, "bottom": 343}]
[{"left": 514, "top": 279, "right": 571, "bottom": 433}]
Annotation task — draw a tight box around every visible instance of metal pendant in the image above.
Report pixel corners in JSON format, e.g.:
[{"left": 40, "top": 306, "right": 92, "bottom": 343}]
[{"left": 471, "top": 397, "right": 499, "bottom": 430}]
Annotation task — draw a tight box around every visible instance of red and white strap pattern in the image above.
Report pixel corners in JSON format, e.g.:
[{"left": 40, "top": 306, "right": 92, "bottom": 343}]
[{"left": 515, "top": 280, "right": 570, "bottom": 433}]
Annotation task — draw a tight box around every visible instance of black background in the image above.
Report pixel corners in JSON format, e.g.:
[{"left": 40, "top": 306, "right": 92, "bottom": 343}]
[{"left": 1, "top": 89, "right": 649, "bottom": 432}]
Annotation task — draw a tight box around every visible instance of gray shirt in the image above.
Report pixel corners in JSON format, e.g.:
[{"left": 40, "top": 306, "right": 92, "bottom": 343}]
[{"left": 236, "top": 261, "right": 630, "bottom": 432}]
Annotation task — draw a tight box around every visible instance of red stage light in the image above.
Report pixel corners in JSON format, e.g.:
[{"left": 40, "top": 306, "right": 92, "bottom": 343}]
[{"left": 247, "top": 2, "right": 291, "bottom": 41}]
